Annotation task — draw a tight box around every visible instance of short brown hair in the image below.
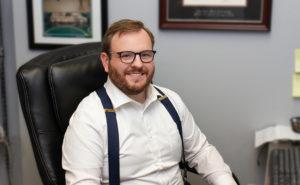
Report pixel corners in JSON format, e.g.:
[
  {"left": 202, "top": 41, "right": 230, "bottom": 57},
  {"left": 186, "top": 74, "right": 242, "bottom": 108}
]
[{"left": 101, "top": 19, "right": 155, "bottom": 54}]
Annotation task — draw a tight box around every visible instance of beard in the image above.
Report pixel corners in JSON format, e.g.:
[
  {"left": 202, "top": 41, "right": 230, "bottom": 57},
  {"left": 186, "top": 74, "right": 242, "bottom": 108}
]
[{"left": 108, "top": 64, "right": 155, "bottom": 96}]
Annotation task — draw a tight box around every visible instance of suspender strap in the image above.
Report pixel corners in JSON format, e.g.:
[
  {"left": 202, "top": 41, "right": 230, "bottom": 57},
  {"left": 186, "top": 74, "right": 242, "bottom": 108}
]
[
  {"left": 154, "top": 87, "right": 183, "bottom": 138},
  {"left": 96, "top": 87, "right": 120, "bottom": 185},
  {"left": 155, "top": 87, "right": 198, "bottom": 174},
  {"left": 154, "top": 87, "right": 189, "bottom": 181}
]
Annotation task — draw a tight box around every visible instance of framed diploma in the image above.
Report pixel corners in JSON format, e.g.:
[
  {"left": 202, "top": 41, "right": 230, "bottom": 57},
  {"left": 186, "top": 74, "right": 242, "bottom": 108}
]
[{"left": 160, "top": 0, "right": 272, "bottom": 31}]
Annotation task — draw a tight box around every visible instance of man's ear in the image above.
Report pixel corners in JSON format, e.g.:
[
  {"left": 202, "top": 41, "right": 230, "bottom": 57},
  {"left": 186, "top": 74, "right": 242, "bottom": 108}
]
[{"left": 100, "top": 52, "right": 109, "bottom": 73}]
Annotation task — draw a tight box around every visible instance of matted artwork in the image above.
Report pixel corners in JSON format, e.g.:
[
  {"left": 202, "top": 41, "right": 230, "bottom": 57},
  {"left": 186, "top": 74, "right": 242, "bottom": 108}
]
[{"left": 27, "top": 0, "right": 107, "bottom": 49}]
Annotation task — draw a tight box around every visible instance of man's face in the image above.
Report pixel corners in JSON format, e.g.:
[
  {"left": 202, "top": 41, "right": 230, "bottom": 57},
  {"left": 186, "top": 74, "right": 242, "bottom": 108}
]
[{"left": 101, "top": 30, "right": 155, "bottom": 96}]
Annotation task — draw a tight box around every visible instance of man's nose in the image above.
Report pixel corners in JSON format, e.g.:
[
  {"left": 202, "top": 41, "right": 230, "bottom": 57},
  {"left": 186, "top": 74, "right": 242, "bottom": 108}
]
[{"left": 131, "top": 54, "right": 143, "bottom": 67}]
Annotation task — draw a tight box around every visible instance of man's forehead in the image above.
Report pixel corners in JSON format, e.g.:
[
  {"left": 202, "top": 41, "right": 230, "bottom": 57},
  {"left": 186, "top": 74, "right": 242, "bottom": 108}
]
[
  {"left": 113, "top": 29, "right": 146, "bottom": 39},
  {"left": 110, "top": 29, "right": 152, "bottom": 49}
]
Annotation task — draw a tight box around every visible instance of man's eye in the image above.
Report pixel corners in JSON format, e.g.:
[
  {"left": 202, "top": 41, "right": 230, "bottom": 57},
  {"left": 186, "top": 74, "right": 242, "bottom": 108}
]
[
  {"left": 141, "top": 53, "right": 150, "bottom": 57},
  {"left": 121, "top": 53, "right": 132, "bottom": 58},
  {"left": 141, "top": 52, "right": 152, "bottom": 58}
]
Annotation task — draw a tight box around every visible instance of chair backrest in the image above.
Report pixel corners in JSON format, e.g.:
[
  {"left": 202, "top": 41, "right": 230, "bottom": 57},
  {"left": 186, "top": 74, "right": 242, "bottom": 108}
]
[{"left": 16, "top": 42, "right": 107, "bottom": 185}]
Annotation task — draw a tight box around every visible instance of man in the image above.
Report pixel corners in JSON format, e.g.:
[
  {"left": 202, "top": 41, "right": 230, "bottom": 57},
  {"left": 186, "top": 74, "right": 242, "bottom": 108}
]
[{"left": 62, "top": 19, "right": 237, "bottom": 185}]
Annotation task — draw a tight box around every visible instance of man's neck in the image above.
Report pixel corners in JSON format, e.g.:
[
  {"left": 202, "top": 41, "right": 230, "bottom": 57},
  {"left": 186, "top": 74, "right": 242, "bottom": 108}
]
[{"left": 128, "top": 90, "right": 147, "bottom": 104}]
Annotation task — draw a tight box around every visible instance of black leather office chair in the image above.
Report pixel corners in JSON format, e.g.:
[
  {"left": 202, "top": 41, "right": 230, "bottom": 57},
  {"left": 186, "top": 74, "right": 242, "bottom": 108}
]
[
  {"left": 16, "top": 42, "right": 107, "bottom": 185},
  {"left": 16, "top": 42, "right": 240, "bottom": 185}
]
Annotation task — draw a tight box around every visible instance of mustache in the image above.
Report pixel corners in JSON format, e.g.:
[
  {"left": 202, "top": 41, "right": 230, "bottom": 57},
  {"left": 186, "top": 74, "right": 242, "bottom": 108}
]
[{"left": 125, "top": 67, "right": 148, "bottom": 74}]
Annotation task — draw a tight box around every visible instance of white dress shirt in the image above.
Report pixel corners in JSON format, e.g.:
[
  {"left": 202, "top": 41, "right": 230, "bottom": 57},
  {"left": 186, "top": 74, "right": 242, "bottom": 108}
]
[{"left": 62, "top": 78, "right": 237, "bottom": 185}]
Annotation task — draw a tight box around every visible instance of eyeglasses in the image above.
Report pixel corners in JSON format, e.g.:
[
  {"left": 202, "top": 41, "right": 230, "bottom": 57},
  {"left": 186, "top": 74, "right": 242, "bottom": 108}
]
[{"left": 110, "top": 50, "right": 156, "bottom": 64}]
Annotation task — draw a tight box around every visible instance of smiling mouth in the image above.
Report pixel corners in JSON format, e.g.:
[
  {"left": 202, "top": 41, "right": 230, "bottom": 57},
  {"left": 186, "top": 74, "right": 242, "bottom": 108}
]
[
  {"left": 127, "top": 70, "right": 146, "bottom": 76},
  {"left": 126, "top": 72, "right": 146, "bottom": 81},
  {"left": 128, "top": 72, "right": 144, "bottom": 76}
]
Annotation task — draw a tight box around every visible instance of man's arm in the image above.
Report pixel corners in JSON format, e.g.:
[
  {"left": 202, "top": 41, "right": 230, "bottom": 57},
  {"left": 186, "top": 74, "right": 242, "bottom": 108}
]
[
  {"left": 181, "top": 107, "right": 237, "bottom": 185},
  {"left": 163, "top": 88, "right": 237, "bottom": 185},
  {"left": 62, "top": 94, "right": 106, "bottom": 185}
]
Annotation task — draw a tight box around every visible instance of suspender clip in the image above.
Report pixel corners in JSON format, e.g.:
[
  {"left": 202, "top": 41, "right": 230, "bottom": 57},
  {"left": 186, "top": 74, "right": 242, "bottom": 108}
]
[
  {"left": 105, "top": 108, "right": 115, "bottom": 112},
  {"left": 158, "top": 95, "right": 167, "bottom": 101}
]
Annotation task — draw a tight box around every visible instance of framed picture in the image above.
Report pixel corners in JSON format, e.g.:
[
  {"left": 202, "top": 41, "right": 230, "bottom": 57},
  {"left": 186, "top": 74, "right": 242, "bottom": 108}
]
[
  {"left": 27, "top": 0, "right": 107, "bottom": 49},
  {"left": 160, "top": 0, "right": 272, "bottom": 31}
]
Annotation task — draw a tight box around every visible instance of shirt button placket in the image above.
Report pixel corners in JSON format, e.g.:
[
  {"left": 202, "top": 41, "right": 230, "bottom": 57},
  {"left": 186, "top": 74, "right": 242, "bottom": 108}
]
[{"left": 142, "top": 112, "right": 156, "bottom": 160}]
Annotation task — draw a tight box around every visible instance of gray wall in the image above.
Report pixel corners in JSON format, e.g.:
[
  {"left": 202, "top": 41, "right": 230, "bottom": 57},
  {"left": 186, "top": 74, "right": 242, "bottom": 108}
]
[
  {"left": 3, "top": 0, "right": 300, "bottom": 185},
  {"left": 1, "top": 0, "right": 22, "bottom": 184}
]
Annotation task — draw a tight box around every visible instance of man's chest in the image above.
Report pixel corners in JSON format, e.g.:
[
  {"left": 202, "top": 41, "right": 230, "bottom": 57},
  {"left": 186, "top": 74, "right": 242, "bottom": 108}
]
[{"left": 101, "top": 104, "right": 182, "bottom": 179}]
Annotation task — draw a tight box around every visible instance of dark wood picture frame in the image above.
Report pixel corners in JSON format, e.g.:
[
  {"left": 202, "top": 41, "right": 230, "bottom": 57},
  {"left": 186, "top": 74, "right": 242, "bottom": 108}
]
[
  {"left": 27, "top": 0, "right": 107, "bottom": 49},
  {"left": 160, "top": 0, "right": 272, "bottom": 31}
]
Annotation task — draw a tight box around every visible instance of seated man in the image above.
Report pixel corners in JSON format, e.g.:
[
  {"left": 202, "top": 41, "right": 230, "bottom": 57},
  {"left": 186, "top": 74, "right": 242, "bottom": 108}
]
[{"left": 62, "top": 19, "right": 237, "bottom": 185}]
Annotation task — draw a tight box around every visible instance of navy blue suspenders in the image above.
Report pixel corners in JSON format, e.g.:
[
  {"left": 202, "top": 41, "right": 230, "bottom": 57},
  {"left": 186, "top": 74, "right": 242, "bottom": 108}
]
[
  {"left": 96, "top": 86, "right": 188, "bottom": 185},
  {"left": 96, "top": 88, "right": 120, "bottom": 185},
  {"left": 153, "top": 87, "right": 190, "bottom": 183}
]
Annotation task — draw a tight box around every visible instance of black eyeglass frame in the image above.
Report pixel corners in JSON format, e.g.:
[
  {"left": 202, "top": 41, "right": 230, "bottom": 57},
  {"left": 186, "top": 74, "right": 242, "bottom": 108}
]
[{"left": 109, "top": 50, "right": 157, "bottom": 64}]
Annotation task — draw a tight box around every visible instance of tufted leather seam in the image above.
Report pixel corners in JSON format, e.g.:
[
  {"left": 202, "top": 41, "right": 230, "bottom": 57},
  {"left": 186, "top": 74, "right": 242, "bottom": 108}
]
[
  {"left": 48, "top": 67, "right": 62, "bottom": 132},
  {"left": 18, "top": 73, "right": 56, "bottom": 185}
]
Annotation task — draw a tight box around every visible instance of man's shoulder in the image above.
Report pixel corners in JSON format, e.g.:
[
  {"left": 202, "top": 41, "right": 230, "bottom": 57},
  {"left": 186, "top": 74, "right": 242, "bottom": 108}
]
[
  {"left": 76, "top": 90, "right": 102, "bottom": 111},
  {"left": 68, "top": 90, "right": 106, "bottom": 136}
]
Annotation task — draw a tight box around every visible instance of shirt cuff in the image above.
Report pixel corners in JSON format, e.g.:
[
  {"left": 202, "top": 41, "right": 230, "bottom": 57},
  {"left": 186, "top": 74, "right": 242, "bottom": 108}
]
[{"left": 207, "top": 173, "right": 237, "bottom": 185}]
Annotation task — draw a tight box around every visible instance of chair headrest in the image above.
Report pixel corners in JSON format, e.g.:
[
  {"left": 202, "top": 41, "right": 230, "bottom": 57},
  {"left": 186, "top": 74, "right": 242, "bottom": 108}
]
[{"left": 49, "top": 53, "right": 107, "bottom": 132}]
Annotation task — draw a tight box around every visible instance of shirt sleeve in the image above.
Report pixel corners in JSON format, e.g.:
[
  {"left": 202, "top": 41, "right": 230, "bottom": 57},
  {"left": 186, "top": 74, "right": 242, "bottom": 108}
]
[
  {"left": 62, "top": 94, "right": 106, "bottom": 185},
  {"left": 165, "top": 89, "right": 237, "bottom": 185}
]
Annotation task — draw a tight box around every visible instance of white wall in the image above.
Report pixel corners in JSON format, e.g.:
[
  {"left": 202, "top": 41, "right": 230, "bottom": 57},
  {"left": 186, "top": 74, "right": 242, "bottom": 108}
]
[{"left": 4, "top": 0, "right": 300, "bottom": 185}]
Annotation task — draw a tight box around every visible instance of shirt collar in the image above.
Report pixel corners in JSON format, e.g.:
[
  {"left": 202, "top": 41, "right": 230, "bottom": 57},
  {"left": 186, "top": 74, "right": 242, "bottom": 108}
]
[{"left": 103, "top": 78, "right": 161, "bottom": 109}]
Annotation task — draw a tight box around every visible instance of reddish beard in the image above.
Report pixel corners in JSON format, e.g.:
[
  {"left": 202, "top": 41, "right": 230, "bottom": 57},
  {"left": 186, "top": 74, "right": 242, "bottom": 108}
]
[{"left": 108, "top": 64, "right": 155, "bottom": 95}]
